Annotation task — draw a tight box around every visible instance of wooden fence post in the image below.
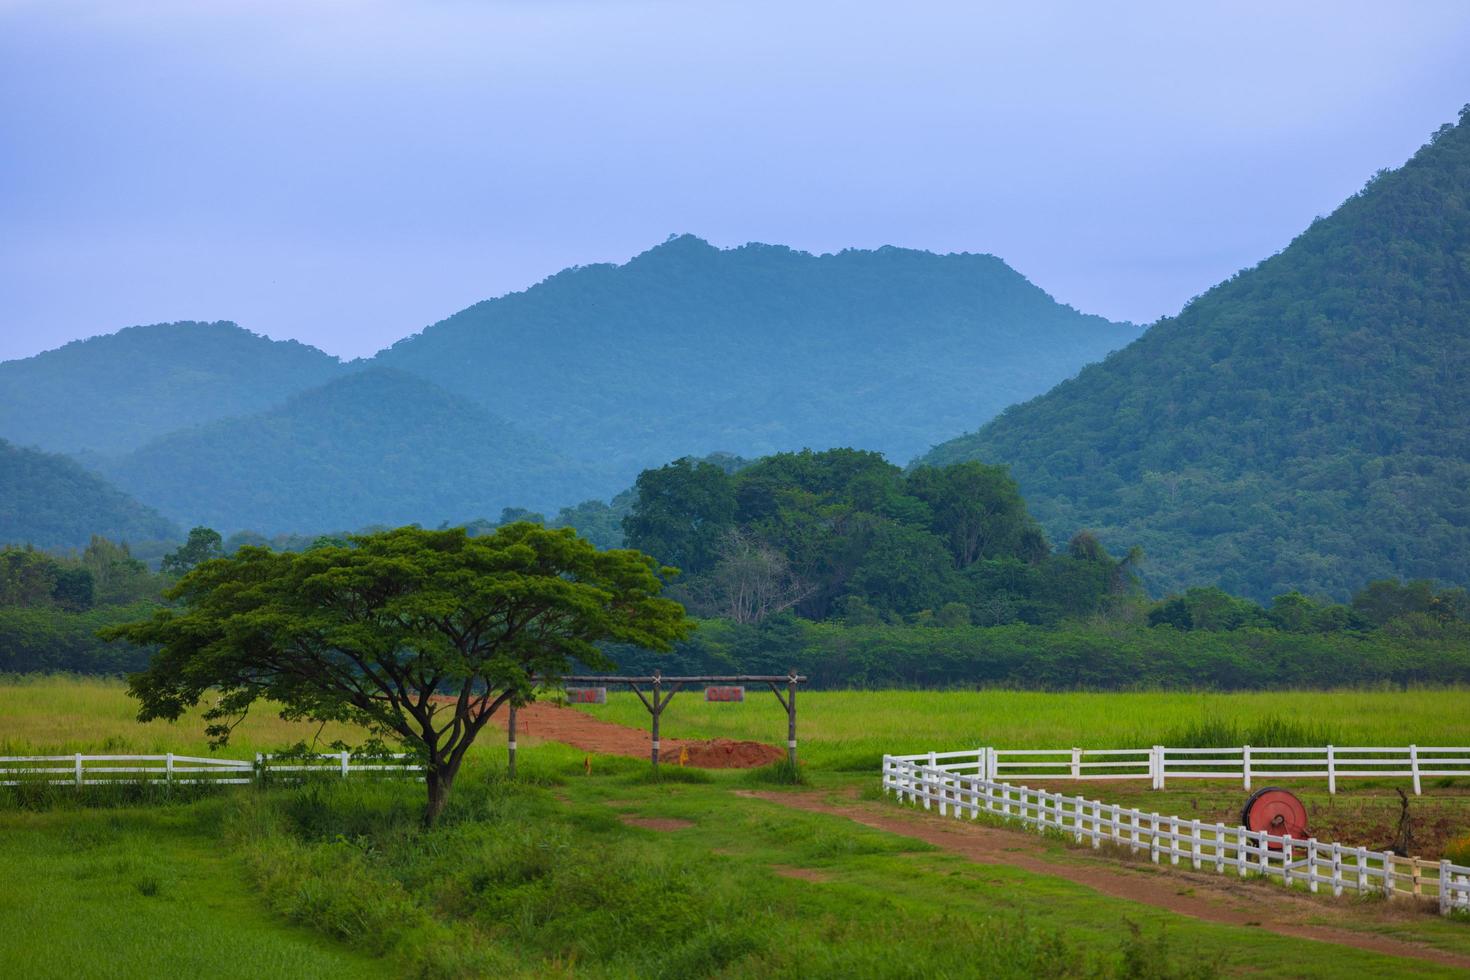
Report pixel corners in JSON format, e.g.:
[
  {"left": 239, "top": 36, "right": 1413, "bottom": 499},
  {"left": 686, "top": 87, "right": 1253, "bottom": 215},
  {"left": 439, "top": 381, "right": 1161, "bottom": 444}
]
[
  {"left": 340, "top": 750, "right": 349, "bottom": 779},
  {"left": 74, "top": 752, "right": 82, "bottom": 788},
  {"left": 1242, "top": 744, "right": 1252, "bottom": 791},
  {"left": 1327, "top": 744, "right": 1336, "bottom": 795},
  {"left": 1410, "top": 744, "right": 1422, "bottom": 796},
  {"left": 166, "top": 752, "right": 174, "bottom": 787},
  {"left": 507, "top": 704, "right": 517, "bottom": 779},
  {"left": 1441, "top": 860, "right": 1453, "bottom": 915},
  {"left": 1382, "top": 851, "right": 1395, "bottom": 898},
  {"left": 1071, "top": 747, "right": 1081, "bottom": 780}
]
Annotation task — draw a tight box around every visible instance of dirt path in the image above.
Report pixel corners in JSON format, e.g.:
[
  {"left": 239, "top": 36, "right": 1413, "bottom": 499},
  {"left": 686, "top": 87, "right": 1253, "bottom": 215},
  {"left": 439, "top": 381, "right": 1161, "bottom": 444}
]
[
  {"left": 743, "top": 789, "right": 1470, "bottom": 971},
  {"left": 487, "top": 701, "right": 783, "bottom": 768}
]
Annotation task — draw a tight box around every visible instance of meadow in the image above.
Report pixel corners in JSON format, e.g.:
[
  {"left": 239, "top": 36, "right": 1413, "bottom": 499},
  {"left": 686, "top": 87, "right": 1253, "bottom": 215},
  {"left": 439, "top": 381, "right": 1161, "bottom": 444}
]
[
  {"left": 571, "top": 688, "right": 1470, "bottom": 770},
  {"left": 4, "top": 677, "right": 1470, "bottom": 977}
]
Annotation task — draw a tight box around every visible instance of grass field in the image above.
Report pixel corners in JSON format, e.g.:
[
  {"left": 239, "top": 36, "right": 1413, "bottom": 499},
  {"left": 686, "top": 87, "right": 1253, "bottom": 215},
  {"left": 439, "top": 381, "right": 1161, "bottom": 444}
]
[
  {"left": 571, "top": 688, "right": 1470, "bottom": 770},
  {"left": 4, "top": 677, "right": 1470, "bottom": 977}
]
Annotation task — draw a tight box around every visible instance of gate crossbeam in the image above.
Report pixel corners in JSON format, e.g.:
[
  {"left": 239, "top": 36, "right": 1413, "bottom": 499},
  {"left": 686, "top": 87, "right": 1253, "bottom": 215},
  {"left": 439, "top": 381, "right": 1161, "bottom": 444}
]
[{"left": 508, "top": 671, "right": 805, "bottom": 772}]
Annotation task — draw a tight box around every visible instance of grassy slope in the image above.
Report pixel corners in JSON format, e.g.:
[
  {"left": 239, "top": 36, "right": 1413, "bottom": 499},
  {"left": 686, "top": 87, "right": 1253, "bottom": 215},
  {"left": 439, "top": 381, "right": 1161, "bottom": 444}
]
[{"left": 3, "top": 679, "right": 1470, "bottom": 976}]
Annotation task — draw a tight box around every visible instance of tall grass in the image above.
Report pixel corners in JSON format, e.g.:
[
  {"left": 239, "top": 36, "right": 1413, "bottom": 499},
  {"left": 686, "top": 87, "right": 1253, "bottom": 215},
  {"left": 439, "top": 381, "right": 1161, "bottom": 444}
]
[{"left": 1154, "top": 714, "right": 1342, "bottom": 748}]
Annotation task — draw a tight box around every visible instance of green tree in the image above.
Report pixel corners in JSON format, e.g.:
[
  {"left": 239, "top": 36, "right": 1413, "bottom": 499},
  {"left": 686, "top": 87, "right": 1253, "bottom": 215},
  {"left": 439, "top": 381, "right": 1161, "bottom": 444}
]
[
  {"left": 160, "top": 526, "right": 223, "bottom": 576},
  {"left": 622, "top": 458, "right": 737, "bottom": 576},
  {"left": 104, "top": 525, "right": 693, "bottom": 826},
  {"left": 908, "top": 462, "right": 1038, "bottom": 568}
]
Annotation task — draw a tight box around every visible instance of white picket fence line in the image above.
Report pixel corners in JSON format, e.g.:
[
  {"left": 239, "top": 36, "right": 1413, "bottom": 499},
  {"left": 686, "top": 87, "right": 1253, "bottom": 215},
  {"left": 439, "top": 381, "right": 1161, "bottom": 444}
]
[
  {"left": 889, "top": 744, "right": 1470, "bottom": 795},
  {"left": 882, "top": 755, "right": 1470, "bottom": 917},
  {"left": 0, "top": 752, "right": 423, "bottom": 787}
]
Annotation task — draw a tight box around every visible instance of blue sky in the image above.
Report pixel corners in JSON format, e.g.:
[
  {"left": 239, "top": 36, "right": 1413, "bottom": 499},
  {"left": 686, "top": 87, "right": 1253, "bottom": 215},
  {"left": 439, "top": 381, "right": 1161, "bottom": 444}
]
[{"left": 2, "top": 1, "right": 1468, "bottom": 362}]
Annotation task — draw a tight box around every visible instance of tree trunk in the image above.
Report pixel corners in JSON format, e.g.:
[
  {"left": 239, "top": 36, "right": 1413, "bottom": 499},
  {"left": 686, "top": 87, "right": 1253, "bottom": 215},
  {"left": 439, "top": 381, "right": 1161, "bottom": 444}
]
[{"left": 423, "top": 762, "right": 457, "bottom": 828}]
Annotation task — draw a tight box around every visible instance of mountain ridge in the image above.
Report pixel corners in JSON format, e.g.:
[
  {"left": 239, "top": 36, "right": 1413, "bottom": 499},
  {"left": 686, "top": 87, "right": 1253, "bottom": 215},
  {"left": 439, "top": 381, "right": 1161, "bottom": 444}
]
[
  {"left": 0, "top": 320, "right": 345, "bottom": 455},
  {"left": 98, "top": 367, "right": 596, "bottom": 535},
  {"left": 923, "top": 110, "right": 1470, "bottom": 599},
  {"left": 1, "top": 438, "right": 180, "bottom": 549}
]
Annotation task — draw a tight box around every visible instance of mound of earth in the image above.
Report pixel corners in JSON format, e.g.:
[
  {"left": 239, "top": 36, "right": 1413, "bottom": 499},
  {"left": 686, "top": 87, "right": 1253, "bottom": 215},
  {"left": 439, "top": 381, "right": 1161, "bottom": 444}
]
[
  {"left": 672, "top": 739, "right": 785, "bottom": 769},
  {"left": 483, "top": 701, "right": 785, "bottom": 769}
]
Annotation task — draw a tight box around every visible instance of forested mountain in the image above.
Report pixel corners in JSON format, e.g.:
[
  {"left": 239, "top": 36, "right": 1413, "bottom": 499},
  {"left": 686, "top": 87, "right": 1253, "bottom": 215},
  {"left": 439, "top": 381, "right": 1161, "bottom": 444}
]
[
  {"left": 0, "top": 439, "right": 179, "bottom": 549},
  {"left": 374, "top": 236, "right": 1138, "bottom": 480},
  {"left": 924, "top": 110, "right": 1470, "bottom": 600},
  {"left": 0, "top": 321, "right": 343, "bottom": 454},
  {"left": 100, "top": 369, "right": 595, "bottom": 534}
]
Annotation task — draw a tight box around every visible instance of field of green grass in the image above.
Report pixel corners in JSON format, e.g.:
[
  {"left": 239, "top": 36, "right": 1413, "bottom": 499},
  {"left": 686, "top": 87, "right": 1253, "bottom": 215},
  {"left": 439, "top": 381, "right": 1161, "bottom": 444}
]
[
  {"left": 4, "top": 677, "right": 1470, "bottom": 977},
  {"left": 572, "top": 688, "right": 1470, "bottom": 770}
]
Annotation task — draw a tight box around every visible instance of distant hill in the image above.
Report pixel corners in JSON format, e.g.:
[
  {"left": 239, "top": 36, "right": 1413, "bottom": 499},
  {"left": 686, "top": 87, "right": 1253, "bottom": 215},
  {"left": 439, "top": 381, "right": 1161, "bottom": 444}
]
[
  {"left": 373, "top": 237, "right": 1139, "bottom": 482},
  {"left": 0, "top": 321, "right": 343, "bottom": 454},
  {"left": 0, "top": 439, "right": 179, "bottom": 549},
  {"left": 923, "top": 110, "right": 1470, "bottom": 600},
  {"left": 100, "top": 369, "right": 597, "bottom": 534}
]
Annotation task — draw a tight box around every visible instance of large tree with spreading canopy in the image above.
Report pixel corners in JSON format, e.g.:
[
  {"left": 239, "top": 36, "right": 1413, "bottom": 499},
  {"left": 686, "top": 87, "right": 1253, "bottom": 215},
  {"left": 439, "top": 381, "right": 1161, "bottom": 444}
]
[{"left": 104, "top": 524, "right": 693, "bottom": 825}]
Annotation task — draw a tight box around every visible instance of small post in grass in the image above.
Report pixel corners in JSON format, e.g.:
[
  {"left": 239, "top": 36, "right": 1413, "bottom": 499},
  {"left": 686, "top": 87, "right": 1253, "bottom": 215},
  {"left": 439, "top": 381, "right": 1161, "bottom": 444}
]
[{"left": 507, "top": 703, "right": 517, "bottom": 779}]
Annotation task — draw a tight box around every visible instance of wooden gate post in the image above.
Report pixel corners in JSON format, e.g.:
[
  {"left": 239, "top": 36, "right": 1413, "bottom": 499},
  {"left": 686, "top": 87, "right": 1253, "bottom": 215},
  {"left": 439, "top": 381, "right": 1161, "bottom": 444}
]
[
  {"left": 651, "top": 674, "right": 662, "bottom": 769},
  {"left": 787, "top": 669, "right": 798, "bottom": 768}
]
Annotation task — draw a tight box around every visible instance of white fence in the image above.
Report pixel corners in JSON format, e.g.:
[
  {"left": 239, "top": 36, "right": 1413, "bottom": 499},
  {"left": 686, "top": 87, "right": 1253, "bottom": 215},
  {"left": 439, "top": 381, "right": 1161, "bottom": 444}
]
[
  {"left": 0, "top": 752, "right": 423, "bottom": 787},
  {"left": 882, "top": 754, "right": 1470, "bottom": 917},
  {"left": 893, "top": 745, "right": 1470, "bottom": 795}
]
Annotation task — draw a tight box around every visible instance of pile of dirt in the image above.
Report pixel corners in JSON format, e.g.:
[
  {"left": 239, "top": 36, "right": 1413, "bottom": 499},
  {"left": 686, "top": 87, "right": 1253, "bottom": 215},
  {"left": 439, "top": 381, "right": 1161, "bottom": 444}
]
[
  {"left": 481, "top": 701, "right": 785, "bottom": 769},
  {"left": 672, "top": 738, "right": 785, "bottom": 769}
]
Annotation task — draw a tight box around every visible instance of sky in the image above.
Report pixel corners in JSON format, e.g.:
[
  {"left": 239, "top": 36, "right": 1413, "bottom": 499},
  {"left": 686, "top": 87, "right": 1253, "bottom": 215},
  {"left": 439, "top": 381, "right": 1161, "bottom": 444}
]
[{"left": 2, "top": 1, "right": 1469, "bottom": 363}]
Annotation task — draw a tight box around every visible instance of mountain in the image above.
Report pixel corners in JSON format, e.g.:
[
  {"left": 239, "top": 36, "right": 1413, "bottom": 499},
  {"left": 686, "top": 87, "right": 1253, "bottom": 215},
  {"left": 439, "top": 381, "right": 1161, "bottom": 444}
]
[
  {"left": 0, "top": 439, "right": 179, "bottom": 549},
  {"left": 923, "top": 110, "right": 1470, "bottom": 601},
  {"left": 0, "top": 321, "right": 343, "bottom": 455},
  {"left": 373, "top": 237, "right": 1139, "bottom": 482},
  {"left": 99, "top": 368, "right": 596, "bottom": 535}
]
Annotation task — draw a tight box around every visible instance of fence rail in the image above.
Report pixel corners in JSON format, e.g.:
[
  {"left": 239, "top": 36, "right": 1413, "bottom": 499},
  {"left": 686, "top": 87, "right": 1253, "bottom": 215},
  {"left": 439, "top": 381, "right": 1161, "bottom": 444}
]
[
  {"left": 0, "top": 752, "right": 423, "bottom": 787},
  {"left": 889, "top": 744, "right": 1470, "bottom": 795},
  {"left": 882, "top": 755, "right": 1470, "bottom": 917}
]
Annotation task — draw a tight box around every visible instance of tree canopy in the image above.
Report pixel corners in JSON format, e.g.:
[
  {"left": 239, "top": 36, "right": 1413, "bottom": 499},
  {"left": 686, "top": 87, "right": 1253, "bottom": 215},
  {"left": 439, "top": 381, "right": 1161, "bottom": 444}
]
[
  {"left": 620, "top": 448, "right": 1136, "bottom": 625},
  {"left": 104, "top": 524, "right": 693, "bottom": 825}
]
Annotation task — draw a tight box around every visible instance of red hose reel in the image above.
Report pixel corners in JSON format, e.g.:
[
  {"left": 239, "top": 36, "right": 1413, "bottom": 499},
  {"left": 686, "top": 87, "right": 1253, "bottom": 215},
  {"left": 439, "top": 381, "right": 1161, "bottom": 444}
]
[{"left": 1241, "top": 787, "right": 1309, "bottom": 849}]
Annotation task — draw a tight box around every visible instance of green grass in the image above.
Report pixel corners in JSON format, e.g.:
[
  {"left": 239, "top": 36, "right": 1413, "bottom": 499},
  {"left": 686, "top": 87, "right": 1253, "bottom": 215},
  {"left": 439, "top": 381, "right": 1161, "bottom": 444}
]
[
  {"left": 4, "top": 678, "right": 1470, "bottom": 976},
  {"left": 0, "top": 801, "right": 392, "bottom": 979},
  {"left": 0, "top": 674, "right": 366, "bottom": 758},
  {"left": 572, "top": 688, "right": 1470, "bottom": 771}
]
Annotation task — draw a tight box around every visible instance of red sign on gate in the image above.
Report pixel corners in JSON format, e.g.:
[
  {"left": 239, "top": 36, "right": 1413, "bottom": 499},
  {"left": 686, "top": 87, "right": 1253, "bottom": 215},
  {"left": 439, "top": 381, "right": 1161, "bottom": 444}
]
[
  {"left": 566, "top": 687, "right": 607, "bottom": 704},
  {"left": 705, "top": 686, "right": 745, "bottom": 702}
]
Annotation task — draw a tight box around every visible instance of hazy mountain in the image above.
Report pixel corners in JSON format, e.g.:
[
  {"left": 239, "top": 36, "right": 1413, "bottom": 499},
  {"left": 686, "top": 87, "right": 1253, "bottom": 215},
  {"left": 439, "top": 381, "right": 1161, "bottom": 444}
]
[
  {"left": 0, "top": 439, "right": 179, "bottom": 549},
  {"left": 101, "top": 369, "right": 596, "bottom": 535},
  {"left": 923, "top": 111, "right": 1470, "bottom": 600},
  {"left": 0, "top": 321, "right": 343, "bottom": 454},
  {"left": 373, "top": 237, "right": 1139, "bottom": 482}
]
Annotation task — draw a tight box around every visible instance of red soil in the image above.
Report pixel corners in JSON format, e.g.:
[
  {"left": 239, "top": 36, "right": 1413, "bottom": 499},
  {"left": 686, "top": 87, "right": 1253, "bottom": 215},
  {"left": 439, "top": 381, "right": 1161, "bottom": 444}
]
[{"left": 488, "top": 701, "right": 784, "bottom": 769}]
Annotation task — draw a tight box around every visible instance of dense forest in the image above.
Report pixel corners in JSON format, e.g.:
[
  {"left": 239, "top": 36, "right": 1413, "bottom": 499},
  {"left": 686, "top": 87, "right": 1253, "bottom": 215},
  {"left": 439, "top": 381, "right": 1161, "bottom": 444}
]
[
  {"left": 375, "top": 236, "right": 1139, "bottom": 478},
  {"left": 925, "top": 109, "right": 1470, "bottom": 601},
  {"left": 4, "top": 444, "right": 1467, "bottom": 686},
  {"left": 0, "top": 439, "right": 178, "bottom": 550},
  {"left": 98, "top": 369, "right": 599, "bottom": 534},
  {"left": 0, "top": 321, "right": 343, "bottom": 455},
  {"left": 0, "top": 244, "right": 1136, "bottom": 535},
  {"left": 620, "top": 449, "right": 1136, "bottom": 625}
]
